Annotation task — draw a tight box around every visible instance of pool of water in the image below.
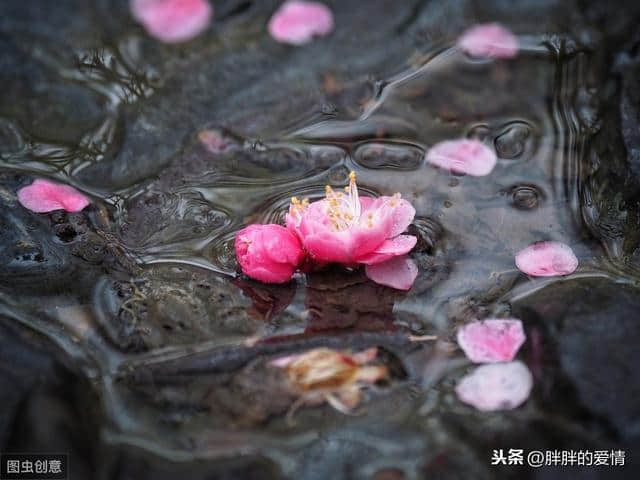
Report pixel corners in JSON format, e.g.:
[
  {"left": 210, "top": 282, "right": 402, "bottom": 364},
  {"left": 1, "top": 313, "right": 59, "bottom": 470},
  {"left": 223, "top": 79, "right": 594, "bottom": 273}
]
[{"left": 1, "top": 1, "right": 640, "bottom": 479}]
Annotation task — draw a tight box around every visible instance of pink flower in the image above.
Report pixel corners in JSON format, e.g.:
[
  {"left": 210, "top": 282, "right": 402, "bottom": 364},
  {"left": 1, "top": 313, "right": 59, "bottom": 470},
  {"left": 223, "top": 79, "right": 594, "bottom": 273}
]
[
  {"left": 455, "top": 361, "right": 533, "bottom": 411},
  {"left": 234, "top": 173, "right": 419, "bottom": 290},
  {"left": 130, "top": 0, "right": 212, "bottom": 43},
  {"left": 17, "top": 179, "right": 90, "bottom": 213},
  {"left": 268, "top": 1, "right": 334, "bottom": 45},
  {"left": 457, "top": 23, "right": 519, "bottom": 59},
  {"left": 515, "top": 241, "right": 578, "bottom": 277},
  {"left": 286, "top": 172, "right": 418, "bottom": 289},
  {"left": 457, "top": 318, "right": 526, "bottom": 363},
  {"left": 425, "top": 139, "right": 497, "bottom": 176},
  {"left": 235, "top": 224, "right": 305, "bottom": 284}
]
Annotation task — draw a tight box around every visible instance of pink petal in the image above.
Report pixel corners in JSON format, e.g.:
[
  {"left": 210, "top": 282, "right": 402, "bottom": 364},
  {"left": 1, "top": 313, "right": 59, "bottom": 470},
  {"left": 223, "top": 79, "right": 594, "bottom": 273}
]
[
  {"left": 198, "top": 129, "right": 234, "bottom": 153},
  {"left": 358, "top": 196, "right": 376, "bottom": 211},
  {"left": 372, "top": 235, "right": 417, "bottom": 255},
  {"left": 350, "top": 218, "right": 395, "bottom": 259},
  {"left": 455, "top": 361, "right": 533, "bottom": 411},
  {"left": 131, "top": 0, "right": 212, "bottom": 43},
  {"left": 17, "top": 179, "right": 90, "bottom": 213},
  {"left": 365, "top": 256, "right": 418, "bottom": 291},
  {"left": 356, "top": 235, "right": 417, "bottom": 265},
  {"left": 389, "top": 198, "right": 416, "bottom": 237},
  {"left": 263, "top": 226, "right": 307, "bottom": 266},
  {"left": 302, "top": 228, "right": 354, "bottom": 264},
  {"left": 457, "top": 319, "right": 526, "bottom": 363},
  {"left": 515, "top": 241, "right": 578, "bottom": 277},
  {"left": 457, "top": 23, "right": 519, "bottom": 59},
  {"left": 268, "top": 1, "right": 334, "bottom": 46},
  {"left": 350, "top": 197, "right": 399, "bottom": 255},
  {"left": 425, "top": 139, "right": 497, "bottom": 176}
]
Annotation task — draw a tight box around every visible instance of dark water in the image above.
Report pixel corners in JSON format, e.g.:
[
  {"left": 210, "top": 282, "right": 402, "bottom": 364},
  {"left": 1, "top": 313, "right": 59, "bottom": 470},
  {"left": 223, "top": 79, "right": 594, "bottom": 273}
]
[{"left": 2, "top": 1, "right": 640, "bottom": 479}]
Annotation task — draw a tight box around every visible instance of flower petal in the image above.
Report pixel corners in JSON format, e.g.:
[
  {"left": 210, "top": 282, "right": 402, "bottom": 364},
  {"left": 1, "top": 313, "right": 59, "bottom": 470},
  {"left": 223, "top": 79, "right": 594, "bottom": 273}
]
[
  {"left": 262, "top": 226, "right": 306, "bottom": 266},
  {"left": 268, "top": 1, "right": 334, "bottom": 46},
  {"left": 457, "top": 23, "right": 519, "bottom": 59},
  {"left": 373, "top": 234, "right": 417, "bottom": 255},
  {"left": 425, "top": 139, "right": 497, "bottom": 176},
  {"left": 358, "top": 196, "right": 376, "bottom": 212},
  {"left": 130, "top": 0, "right": 213, "bottom": 43},
  {"left": 515, "top": 241, "right": 578, "bottom": 277},
  {"left": 351, "top": 197, "right": 397, "bottom": 255},
  {"left": 198, "top": 129, "right": 236, "bottom": 153},
  {"left": 302, "top": 230, "right": 354, "bottom": 263},
  {"left": 365, "top": 256, "right": 418, "bottom": 290},
  {"left": 356, "top": 235, "right": 417, "bottom": 265},
  {"left": 455, "top": 361, "right": 533, "bottom": 411},
  {"left": 457, "top": 319, "right": 526, "bottom": 363},
  {"left": 17, "top": 179, "right": 90, "bottom": 213},
  {"left": 389, "top": 198, "right": 416, "bottom": 237}
]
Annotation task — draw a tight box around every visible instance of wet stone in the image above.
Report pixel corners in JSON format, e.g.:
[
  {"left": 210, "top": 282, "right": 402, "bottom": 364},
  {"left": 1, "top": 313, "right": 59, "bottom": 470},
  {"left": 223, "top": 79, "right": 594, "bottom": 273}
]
[
  {"left": 2, "top": 0, "right": 640, "bottom": 479},
  {"left": 513, "top": 279, "right": 640, "bottom": 440},
  {"left": 94, "top": 267, "right": 265, "bottom": 352}
]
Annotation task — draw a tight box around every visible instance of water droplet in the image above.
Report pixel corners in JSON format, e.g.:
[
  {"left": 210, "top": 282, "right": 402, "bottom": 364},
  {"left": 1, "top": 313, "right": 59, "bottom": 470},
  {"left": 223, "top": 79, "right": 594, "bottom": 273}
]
[
  {"left": 509, "top": 184, "right": 543, "bottom": 210},
  {"left": 354, "top": 142, "right": 423, "bottom": 170},
  {"left": 495, "top": 122, "right": 532, "bottom": 159}
]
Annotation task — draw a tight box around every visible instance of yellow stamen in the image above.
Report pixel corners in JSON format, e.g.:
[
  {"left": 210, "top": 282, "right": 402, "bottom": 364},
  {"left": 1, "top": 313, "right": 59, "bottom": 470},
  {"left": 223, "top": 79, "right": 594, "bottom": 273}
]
[{"left": 323, "top": 170, "right": 362, "bottom": 231}]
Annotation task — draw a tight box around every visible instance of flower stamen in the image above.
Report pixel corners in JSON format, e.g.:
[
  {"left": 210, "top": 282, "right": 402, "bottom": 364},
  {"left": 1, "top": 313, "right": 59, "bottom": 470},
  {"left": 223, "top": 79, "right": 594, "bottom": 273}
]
[
  {"left": 289, "top": 196, "right": 310, "bottom": 227},
  {"left": 324, "top": 171, "right": 361, "bottom": 231}
]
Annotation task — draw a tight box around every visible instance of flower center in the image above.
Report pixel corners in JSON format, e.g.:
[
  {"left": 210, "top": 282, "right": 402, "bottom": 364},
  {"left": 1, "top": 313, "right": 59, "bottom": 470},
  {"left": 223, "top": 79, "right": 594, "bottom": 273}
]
[{"left": 325, "top": 171, "right": 361, "bottom": 231}]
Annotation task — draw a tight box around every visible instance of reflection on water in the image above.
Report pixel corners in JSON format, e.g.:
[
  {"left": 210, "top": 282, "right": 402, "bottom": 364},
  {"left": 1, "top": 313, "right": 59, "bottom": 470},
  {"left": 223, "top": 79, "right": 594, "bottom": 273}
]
[{"left": 2, "top": 0, "right": 640, "bottom": 478}]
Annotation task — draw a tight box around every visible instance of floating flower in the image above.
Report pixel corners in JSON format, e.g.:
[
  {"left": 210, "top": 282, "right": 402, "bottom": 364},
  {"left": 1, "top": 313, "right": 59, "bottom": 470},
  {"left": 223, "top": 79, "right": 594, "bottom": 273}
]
[
  {"left": 515, "top": 241, "right": 578, "bottom": 277},
  {"left": 235, "top": 224, "right": 305, "bottom": 284},
  {"left": 425, "top": 139, "right": 497, "bottom": 176},
  {"left": 268, "top": 1, "right": 334, "bottom": 45},
  {"left": 287, "top": 172, "right": 416, "bottom": 264},
  {"left": 17, "top": 179, "right": 90, "bottom": 213},
  {"left": 286, "top": 171, "right": 418, "bottom": 289},
  {"left": 271, "top": 347, "right": 388, "bottom": 415},
  {"left": 457, "top": 23, "right": 519, "bottom": 59},
  {"left": 234, "top": 173, "right": 419, "bottom": 290},
  {"left": 455, "top": 361, "right": 533, "bottom": 411},
  {"left": 130, "top": 0, "right": 212, "bottom": 43},
  {"left": 457, "top": 318, "right": 526, "bottom": 363}
]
